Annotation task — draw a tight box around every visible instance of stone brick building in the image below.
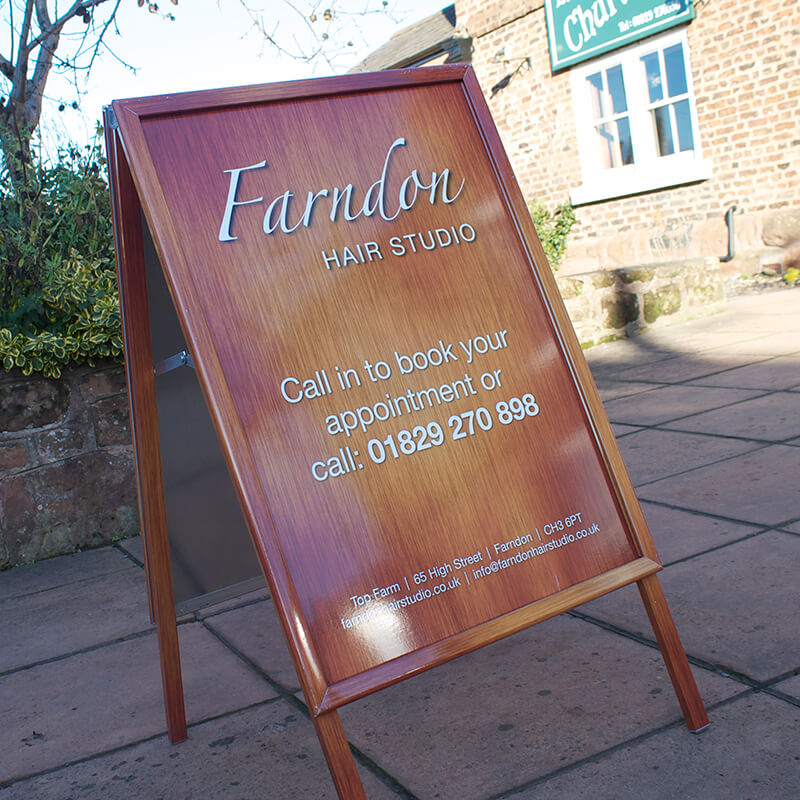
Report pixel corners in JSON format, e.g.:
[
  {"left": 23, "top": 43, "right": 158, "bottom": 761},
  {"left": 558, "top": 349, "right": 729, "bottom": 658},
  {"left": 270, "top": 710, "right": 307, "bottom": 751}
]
[{"left": 354, "top": 0, "right": 799, "bottom": 277}]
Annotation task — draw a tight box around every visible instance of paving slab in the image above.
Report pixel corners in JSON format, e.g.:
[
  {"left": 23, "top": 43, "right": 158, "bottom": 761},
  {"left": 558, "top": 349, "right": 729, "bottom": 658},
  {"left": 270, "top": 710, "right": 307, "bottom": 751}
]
[
  {"left": 594, "top": 380, "right": 659, "bottom": 402},
  {"left": 638, "top": 445, "right": 800, "bottom": 526},
  {"left": 193, "top": 587, "right": 270, "bottom": 620},
  {"left": 784, "top": 521, "right": 800, "bottom": 534},
  {"left": 602, "top": 385, "right": 763, "bottom": 426},
  {"left": 637, "top": 501, "right": 761, "bottom": 565},
  {"left": 617, "top": 429, "right": 761, "bottom": 486},
  {"left": 601, "top": 354, "right": 769, "bottom": 384},
  {"left": 0, "top": 545, "right": 134, "bottom": 602},
  {"left": 338, "top": 613, "right": 738, "bottom": 800},
  {"left": 0, "top": 563, "right": 150, "bottom": 673},
  {"left": 509, "top": 692, "right": 800, "bottom": 800},
  {"left": 1, "top": 622, "right": 275, "bottom": 783},
  {"left": 688, "top": 354, "right": 800, "bottom": 389},
  {"left": 722, "top": 292, "right": 800, "bottom": 331},
  {"left": 641, "top": 331, "right": 773, "bottom": 354},
  {"left": 0, "top": 701, "right": 399, "bottom": 800},
  {"left": 703, "top": 337, "right": 800, "bottom": 358},
  {"left": 203, "top": 598, "right": 301, "bottom": 693},
  {"left": 662, "top": 391, "right": 800, "bottom": 442},
  {"left": 611, "top": 422, "right": 642, "bottom": 437},
  {"left": 581, "top": 532, "right": 800, "bottom": 682},
  {"left": 116, "top": 535, "right": 144, "bottom": 565},
  {"left": 584, "top": 341, "right": 676, "bottom": 370},
  {"left": 773, "top": 674, "right": 800, "bottom": 701}
]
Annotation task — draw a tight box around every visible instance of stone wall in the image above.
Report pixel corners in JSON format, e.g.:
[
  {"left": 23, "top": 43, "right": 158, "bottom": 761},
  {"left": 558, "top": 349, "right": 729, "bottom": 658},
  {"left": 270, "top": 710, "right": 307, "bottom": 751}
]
[
  {"left": 0, "top": 362, "right": 137, "bottom": 569},
  {"left": 555, "top": 258, "right": 724, "bottom": 347}
]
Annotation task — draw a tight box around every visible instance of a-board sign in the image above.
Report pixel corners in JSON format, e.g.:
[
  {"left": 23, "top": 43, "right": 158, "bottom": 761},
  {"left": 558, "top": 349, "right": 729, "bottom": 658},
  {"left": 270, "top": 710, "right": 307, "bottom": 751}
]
[{"left": 106, "top": 65, "right": 707, "bottom": 796}]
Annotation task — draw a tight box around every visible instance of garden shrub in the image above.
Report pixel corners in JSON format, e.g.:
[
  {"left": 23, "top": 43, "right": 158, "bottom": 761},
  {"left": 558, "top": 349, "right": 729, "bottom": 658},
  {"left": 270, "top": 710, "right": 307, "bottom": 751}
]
[
  {"left": 529, "top": 201, "right": 576, "bottom": 270},
  {"left": 0, "top": 138, "right": 121, "bottom": 378}
]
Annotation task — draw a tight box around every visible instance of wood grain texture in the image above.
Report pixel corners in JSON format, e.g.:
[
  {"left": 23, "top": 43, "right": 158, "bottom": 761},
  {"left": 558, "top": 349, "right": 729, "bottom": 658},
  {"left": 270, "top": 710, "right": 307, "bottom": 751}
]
[
  {"left": 109, "top": 66, "right": 669, "bottom": 718},
  {"left": 313, "top": 712, "right": 368, "bottom": 800},
  {"left": 105, "top": 116, "right": 187, "bottom": 743},
  {"left": 638, "top": 575, "right": 710, "bottom": 732}
]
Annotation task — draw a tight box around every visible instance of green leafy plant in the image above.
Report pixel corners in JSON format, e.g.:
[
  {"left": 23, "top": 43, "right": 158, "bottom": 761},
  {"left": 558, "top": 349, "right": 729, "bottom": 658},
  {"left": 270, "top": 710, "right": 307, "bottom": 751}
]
[
  {"left": 784, "top": 267, "right": 800, "bottom": 286},
  {"left": 0, "top": 137, "right": 121, "bottom": 378},
  {"left": 528, "top": 201, "right": 576, "bottom": 270},
  {"left": 0, "top": 253, "right": 122, "bottom": 377}
]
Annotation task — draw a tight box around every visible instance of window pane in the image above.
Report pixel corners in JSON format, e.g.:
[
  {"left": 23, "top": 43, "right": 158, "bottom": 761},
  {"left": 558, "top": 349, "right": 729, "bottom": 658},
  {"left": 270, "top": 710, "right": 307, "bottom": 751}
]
[
  {"left": 673, "top": 99, "right": 694, "bottom": 151},
  {"left": 587, "top": 72, "right": 605, "bottom": 120},
  {"left": 606, "top": 65, "right": 628, "bottom": 114},
  {"left": 664, "top": 44, "right": 688, "bottom": 97},
  {"left": 617, "top": 117, "right": 634, "bottom": 165},
  {"left": 594, "top": 122, "right": 615, "bottom": 169},
  {"left": 653, "top": 105, "right": 675, "bottom": 156},
  {"left": 641, "top": 52, "right": 663, "bottom": 103},
  {"left": 594, "top": 118, "right": 633, "bottom": 169}
]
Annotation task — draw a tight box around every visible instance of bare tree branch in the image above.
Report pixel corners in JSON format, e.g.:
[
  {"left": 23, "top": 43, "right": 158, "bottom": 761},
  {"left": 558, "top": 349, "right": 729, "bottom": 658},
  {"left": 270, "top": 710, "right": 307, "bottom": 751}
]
[
  {"left": 1, "top": 0, "right": 122, "bottom": 179},
  {"left": 0, "top": 54, "right": 14, "bottom": 80},
  {"left": 237, "top": 0, "right": 396, "bottom": 72},
  {"left": 33, "top": 0, "right": 53, "bottom": 29}
]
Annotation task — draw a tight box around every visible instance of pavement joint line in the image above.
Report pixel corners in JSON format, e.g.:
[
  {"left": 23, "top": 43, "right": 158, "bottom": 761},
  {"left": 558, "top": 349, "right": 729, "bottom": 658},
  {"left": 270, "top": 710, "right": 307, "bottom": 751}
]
[
  {"left": 630, "top": 442, "right": 773, "bottom": 490},
  {"left": 201, "top": 619, "right": 304, "bottom": 709},
  {"left": 0, "top": 560, "right": 140, "bottom": 604},
  {"left": 346, "top": 743, "right": 422, "bottom": 800},
  {"left": 761, "top": 688, "right": 800, "bottom": 709},
  {"left": 565, "top": 609, "right": 764, "bottom": 690},
  {"left": 759, "top": 666, "right": 800, "bottom": 686},
  {"left": 624, "top": 424, "right": 780, "bottom": 442},
  {"left": 0, "top": 698, "right": 279, "bottom": 792},
  {"left": 606, "top": 387, "right": 774, "bottom": 428},
  {"left": 485, "top": 689, "right": 755, "bottom": 800},
  {"left": 661, "top": 527, "right": 773, "bottom": 568},
  {"left": 629, "top": 496, "right": 783, "bottom": 529},
  {"left": 112, "top": 540, "right": 144, "bottom": 568},
  {"left": 632, "top": 430, "right": 791, "bottom": 449},
  {"left": 0, "top": 731, "right": 163, "bottom": 791},
  {"left": 597, "top": 349, "right": 795, "bottom": 380},
  {"left": 646, "top": 425, "right": 800, "bottom": 448},
  {"left": 200, "top": 619, "right": 422, "bottom": 799},
  {"left": 593, "top": 361, "right": 774, "bottom": 386},
  {"left": 0, "top": 626, "right": 156, "bottom": 680},
  {"left": 193, "top": 592, "right": 271, "bottom": 622}
]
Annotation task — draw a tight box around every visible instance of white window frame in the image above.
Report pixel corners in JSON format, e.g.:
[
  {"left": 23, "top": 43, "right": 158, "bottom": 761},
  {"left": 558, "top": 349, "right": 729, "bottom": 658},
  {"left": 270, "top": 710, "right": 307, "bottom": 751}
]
[{"left": 569, "top": 28, "right": 712, "bottom": 206}]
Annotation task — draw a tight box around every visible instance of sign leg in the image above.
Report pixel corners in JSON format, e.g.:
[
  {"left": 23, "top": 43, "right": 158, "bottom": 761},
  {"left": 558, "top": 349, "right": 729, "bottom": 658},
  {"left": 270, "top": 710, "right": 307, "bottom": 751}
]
[
  {"left": 637, "top": 574, "right": 710, "bottom": 732},
  {"left": 105, "top": 119, "right": 188, "bottom": 744},
  {"left": 313, "top": 711, "right": 368, "bottom": 800}
]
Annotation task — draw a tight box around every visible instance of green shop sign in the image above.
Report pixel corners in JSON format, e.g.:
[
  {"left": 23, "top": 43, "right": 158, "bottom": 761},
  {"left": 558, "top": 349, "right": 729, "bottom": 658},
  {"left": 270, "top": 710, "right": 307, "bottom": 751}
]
[{"left": 545, "top": 0, "right": 695, "bottom": 70}]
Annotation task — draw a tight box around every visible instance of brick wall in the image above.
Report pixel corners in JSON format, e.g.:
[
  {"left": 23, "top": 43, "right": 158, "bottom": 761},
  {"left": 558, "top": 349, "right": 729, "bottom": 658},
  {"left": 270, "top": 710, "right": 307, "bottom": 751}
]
[{"left": 456, "top": 0, "right": 800, "bottom": 275}]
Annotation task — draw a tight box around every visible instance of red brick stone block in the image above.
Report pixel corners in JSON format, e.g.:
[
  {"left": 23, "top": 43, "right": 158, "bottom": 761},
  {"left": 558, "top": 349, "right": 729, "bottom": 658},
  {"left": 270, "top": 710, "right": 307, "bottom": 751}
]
[
  {"left": 0, "top": 380, "right": 70, "bottom": 433},
  {"left": 0, "top": 441, "right": 31, "bottom": 475},
  {"left": 91, "top": 394, "right": 132, "bottom": 447},
  {"left": 80, "top": 365, "right": 128, "bottom": 401}
]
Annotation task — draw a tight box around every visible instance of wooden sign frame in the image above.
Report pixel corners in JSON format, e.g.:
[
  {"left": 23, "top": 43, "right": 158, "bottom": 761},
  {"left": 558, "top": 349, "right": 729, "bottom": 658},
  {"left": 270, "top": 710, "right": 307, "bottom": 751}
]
[{"left": 105, "top": 65, "right": 707, "bottom": 798}]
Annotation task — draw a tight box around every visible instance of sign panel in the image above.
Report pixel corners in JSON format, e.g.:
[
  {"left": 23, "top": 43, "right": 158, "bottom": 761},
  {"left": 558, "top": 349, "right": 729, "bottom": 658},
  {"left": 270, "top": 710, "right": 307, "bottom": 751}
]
[
  {"left": 110, "top": 66, "right": 662, "bottom": 715},
  {"left": 545, "top": 0, "right": 695, "bottom": 71}
]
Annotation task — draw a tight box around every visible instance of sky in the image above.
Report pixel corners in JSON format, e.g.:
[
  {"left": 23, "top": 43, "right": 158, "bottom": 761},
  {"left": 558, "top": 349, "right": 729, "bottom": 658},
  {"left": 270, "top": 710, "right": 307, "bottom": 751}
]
[{"left": 38, "top": 0, "right": 447, "bottom": 151}]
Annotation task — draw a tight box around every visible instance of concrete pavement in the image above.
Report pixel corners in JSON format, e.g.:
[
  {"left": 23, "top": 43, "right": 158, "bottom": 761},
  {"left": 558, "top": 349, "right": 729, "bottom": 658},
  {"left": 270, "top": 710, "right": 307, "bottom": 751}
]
[{"left": 1, "top": 288, "right": 799, "bottom": 799}]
